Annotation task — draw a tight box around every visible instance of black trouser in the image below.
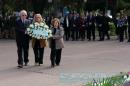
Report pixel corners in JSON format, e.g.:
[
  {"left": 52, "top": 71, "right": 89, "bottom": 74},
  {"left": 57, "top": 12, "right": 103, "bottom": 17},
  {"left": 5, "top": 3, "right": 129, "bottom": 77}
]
[
  {"left": 98, "top": 26, "right": 104, "bottom": 40},
  {"left": 71, "top": 27, "right": 79, "bottom": 41},
  {"left": 79, "top": 28, "right": 85, "bottom": 40},
  {"left": 115, "top": 27, "right": 120, "bottom": 39},
  {"left": 119, "top": 27, "right": 124, "bottom": 42},
  {"left": 64, "top": 27, "right": 70, "bottom": 41},
  {"left": 0, "top": 27, "right": 2, "bottom": 38},
  {"left": 128, "top": 26, "right": 130, "bottom": 41},
  {"left": 16, "top": 35, "right": 29, "bottom": 65},
  {"left": 104, "top": 29, "right": 110, "bottom": 40},
  {"left": 87, "top": 25, "right": 95, "bottom": 40},
  {"left": 50, "top": 48, "right": 62, "bottom": 66},
  {"left": 116, "top": 27, "right": 119, "bottom": 36},
  {"left": 33, "top": 40, "right": 44, "bottom": 64},
  {"left": 124, "top": 26, "right": 128, "bottom": 39}
]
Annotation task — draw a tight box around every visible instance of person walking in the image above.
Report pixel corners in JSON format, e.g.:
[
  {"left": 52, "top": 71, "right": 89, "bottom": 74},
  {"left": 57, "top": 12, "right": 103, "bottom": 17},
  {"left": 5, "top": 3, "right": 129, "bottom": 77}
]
[
  {"left": 49, "top": 18, "right": 64, "bottom": 68},
  {"left": 31, "top": 14, "right": 48, "bottom": 66},
  {"left": 15, "top": 10, "right": 31, "bottom": 68}
]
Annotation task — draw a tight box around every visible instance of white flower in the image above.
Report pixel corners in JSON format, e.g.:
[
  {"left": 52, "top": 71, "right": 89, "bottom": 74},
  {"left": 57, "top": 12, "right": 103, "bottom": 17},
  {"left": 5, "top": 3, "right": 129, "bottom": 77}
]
[
  {"left": 124, "top": 75, "right": 128, "bottom": 79},
  {"left": 40, "top": 22, "right": 44, "bottom": 26},
  {"left": 34, "top": 22, "right": 39, "bottom": 26},
  {"left": 114, "top": 84, "right": 117, "bottom": 86},
  {"left": 37, "top": 37, "right": 40, "bottom": 39},
  {"left": 26, "top": 22, "right": 52, "bottom": 39},
  {"left": 48, "top": 30, "right": 52, "bottom": 33},
  {"left": 44, "top": 25, "right": 49, "bottom": 29},
  {"left": 29, "top": 24, "right": 34, "bottom": 28},
  {"left": 126, "top": 75, "right": 130, "bottom": 81},
  {"left": 27, "top": 28, "right": 30, "bottom": 31},
  {"left": 94, "top": 83, "right": 97, "bottom": 86},
  {"left": 32, "top": 35, "right": 34, "bottom": 37},
  {"left": 100, "top": 82, "right": 103, "bottom": 86}
]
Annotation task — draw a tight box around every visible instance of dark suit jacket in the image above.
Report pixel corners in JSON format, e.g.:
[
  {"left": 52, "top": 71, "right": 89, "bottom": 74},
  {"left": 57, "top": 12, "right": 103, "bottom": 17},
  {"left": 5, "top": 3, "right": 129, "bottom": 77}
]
[
  {"left": 15, "top": 18, "right": 31, "bottom": 41},
  {"left": 128, "top": 16, "right": 130, "bottom": 28},
  {"left": 63, "top": 16, "right": 71, "bottom": 29},
  {"left": 87, "top": 15, "right": 95, "bottom": 27}
]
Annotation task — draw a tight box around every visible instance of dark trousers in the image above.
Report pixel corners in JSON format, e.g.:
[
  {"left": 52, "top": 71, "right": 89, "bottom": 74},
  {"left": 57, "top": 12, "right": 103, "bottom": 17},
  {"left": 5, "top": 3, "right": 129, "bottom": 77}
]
[
  {"left": 116, "top": 27, "right": 120, "bottom": 39},
  {"left": 79, "top": 28, "right": 85, "bottom": 40},
  {"left": 87, "top": 26, "right": 95, "bottom": 40},
  {"left": 0, "top": 27, "right": 2, "bottom": 38},
  {"left": 128, "top": 26, "right": 130, "bottom": 42},
  {"left": 33, "top": 40, "right": 44, "bottom": 64},
  {"left": 64, "top": 27, "right": 70, "bottom": 41},
  {"left": 119, "top": 27, "right": 124, "bottom": 42},
  {"left": 104, "top": 29, "right": 110, "bottom": 40},
  {"left": 16, "top": 35, "right": 29, "bottom": 65},
  {"left": 50, "top": 49, "right": 62, "bottom": 66},
  {"left": 98, "top": 27, "right": 104, "bottom": 40},
  {"left": 124, "top": 26, "right": 128, "bottom": 39},
  {"left": 71, "top": 27, "right": 79, "bottom": 40}
]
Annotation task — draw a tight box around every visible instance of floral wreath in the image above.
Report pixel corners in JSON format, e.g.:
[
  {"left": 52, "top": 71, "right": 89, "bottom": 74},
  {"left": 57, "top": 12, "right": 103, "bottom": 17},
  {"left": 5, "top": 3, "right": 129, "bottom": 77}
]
[{"left": 26, "top": 22, "right": 52, "bottom": 39}]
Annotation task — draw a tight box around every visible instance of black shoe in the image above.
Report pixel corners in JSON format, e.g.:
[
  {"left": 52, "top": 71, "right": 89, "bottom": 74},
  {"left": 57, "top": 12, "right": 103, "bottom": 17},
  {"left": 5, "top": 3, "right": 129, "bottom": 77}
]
[
  {"left": 128, "top": 40, "right": 130, "bottom": 42},
  {"left": 120, "top": 40, "right": 123, "bottom": 42},
  {"left": 17, "top": 65, "right": 23, "bottom": 68},
  {"left": 107, "top": 38, "right": 110, "bottom": 40},
  {"left": 56, "top": 64, "right": 60, "bottom": 66},
  {"left": 88, "top": 39, "right": 91, "bottom": 41},
  {"left": 99, "top": 39, "right": 104, "bottom": 41},
  {"left": 98, "top": 39, "right": 102, "bottom": 41},
  {"left": 25, "top": 63, "right": 28, "bottom": 66}
]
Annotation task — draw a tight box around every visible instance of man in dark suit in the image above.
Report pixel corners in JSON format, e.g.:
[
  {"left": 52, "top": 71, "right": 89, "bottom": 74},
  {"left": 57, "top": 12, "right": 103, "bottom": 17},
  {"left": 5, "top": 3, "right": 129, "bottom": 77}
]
[
  {"left": 96, "top": 12, "right": 104, "bottom": 41},
  {"left": 87, "top": 12, "right": 96, "bottom": 41},
  {"left": 63, "top": 15, "right": 71, "bottom": 41},
  {"left": 0, "top": 16, "right": 3, "bottom": 38},
  {"left": 15, "top": 10, "right": 31, "bottom": 68},
  {"left": 96, "top": 12, "right": 110, "bottom": 41},
  {"left": 128, "top": 15, "right": 130, "bottom": 42}
]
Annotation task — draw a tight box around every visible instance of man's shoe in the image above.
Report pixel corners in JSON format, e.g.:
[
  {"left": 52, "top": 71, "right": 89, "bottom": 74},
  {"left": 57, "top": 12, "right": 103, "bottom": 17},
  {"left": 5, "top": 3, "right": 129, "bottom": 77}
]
[
  {"left": 88, "top": 39, "right": 91, "bottom": 41},
  {"left": 128, "top": 40, "right": 130, "bottom": 42},
  {"left": 25, "top": 63, "right": 28, "bottom": 66},
  {"left": 17, "top": 65, "right": 23, "bottom": 68},
  {"left": 56, "top": 64, "right": 60, "bottom": 66}
]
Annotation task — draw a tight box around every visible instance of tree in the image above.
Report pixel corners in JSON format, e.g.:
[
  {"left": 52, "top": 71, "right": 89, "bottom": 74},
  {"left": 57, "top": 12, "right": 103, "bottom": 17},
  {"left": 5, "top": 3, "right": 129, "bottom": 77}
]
[
  {"left": 32, "top": 0, "right": 48, "bottom": 14},
  {"left": 117, "top": 0, "right": 130, "bottom": 10}
]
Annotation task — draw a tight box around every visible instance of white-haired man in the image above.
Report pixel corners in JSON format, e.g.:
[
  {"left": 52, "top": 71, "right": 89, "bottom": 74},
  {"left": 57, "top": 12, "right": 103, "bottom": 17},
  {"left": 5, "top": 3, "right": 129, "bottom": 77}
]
[{"left": 15, "top": 10, "right": 31, "bottom": 68}]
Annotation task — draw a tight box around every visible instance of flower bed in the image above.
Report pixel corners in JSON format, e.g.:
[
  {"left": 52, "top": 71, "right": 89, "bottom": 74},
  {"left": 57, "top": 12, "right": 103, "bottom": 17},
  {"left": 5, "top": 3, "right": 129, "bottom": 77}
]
[{"left": 84, "top": 72, "right": 130, "bottom": 86}]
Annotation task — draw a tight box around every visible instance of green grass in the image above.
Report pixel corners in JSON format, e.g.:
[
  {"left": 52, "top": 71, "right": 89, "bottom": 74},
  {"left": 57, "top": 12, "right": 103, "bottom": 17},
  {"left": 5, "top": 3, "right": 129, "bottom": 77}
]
[{"left": 84, "top": 72, "right": 128, "bottom": 86}]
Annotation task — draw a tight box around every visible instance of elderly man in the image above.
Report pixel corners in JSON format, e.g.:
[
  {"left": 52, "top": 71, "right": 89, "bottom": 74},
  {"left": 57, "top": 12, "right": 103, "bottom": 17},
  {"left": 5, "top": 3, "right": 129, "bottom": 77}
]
[{"left": 15, "top": 10, "right": 31, "bottom": 68}]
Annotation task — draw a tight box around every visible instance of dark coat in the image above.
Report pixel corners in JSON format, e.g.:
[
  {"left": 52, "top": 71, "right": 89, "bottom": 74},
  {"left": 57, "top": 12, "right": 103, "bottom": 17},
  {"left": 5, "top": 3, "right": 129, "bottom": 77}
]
[{"left": 15, "top": 18, "right": 31, "bottom": 41}]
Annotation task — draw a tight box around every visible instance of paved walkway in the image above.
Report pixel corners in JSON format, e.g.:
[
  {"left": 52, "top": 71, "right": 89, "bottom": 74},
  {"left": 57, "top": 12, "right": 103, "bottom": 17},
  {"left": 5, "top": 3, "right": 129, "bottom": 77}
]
[{"left": 0, "top": 39, "right": 130, "bottom": 86}]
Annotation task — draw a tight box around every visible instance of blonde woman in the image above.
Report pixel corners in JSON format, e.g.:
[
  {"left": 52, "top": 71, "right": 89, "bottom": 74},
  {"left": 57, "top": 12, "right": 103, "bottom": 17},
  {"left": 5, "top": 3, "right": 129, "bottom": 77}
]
[
  {"left": 32, "top": 14, "right": 48, "bottom": 66},
  {"left": 49, "top": 18, "right": 64, "bottom": 68}
]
